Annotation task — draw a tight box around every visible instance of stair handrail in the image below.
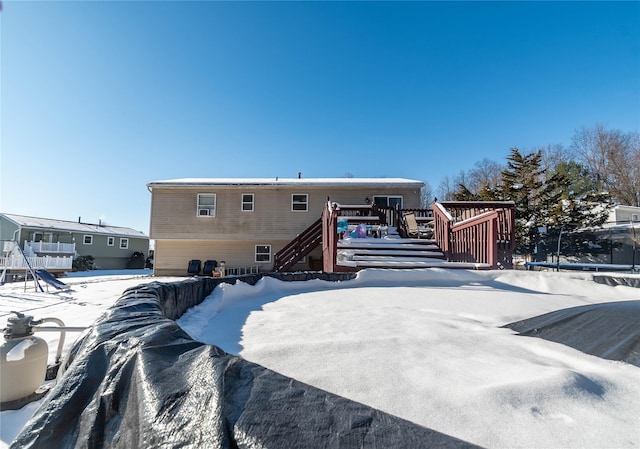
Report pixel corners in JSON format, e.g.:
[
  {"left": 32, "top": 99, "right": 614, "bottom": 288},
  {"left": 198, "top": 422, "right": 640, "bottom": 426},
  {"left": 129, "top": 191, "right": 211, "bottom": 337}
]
[{"left": 272, "top": 217, "right": 323, "bottom": 272}]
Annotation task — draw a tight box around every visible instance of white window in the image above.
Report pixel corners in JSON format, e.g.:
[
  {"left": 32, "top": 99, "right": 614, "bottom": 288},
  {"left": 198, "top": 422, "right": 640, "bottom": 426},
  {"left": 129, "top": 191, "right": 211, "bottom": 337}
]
[
  {"left": 255, "top": 245, "right": 272, "bottom": 263},
  {"left": 83, "top": 235, "right": 93, "bottom": 245},
  {"left": 291, "top": 194, "right": 308, "bottom": 212},
  {"left": 242, "top": 193, "right": 254, "bottom": 212},
  {"left": 119, "top": 238, "right": 129, "bottom": 249},
  {"left": 107, "top": 236, "right": 115, "bottom": 246},
  {"left": 197, "top": 194, "right": 216, "bottom": 217}
]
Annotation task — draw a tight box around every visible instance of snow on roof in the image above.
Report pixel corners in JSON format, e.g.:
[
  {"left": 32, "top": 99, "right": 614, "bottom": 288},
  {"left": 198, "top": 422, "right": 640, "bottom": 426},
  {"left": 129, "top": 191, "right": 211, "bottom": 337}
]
[
  {"left": 147, "top": 177, "right": 425, "bottom": 188},
  {"left": 2, "top": 213, "right": 148, "bottom": 238}
]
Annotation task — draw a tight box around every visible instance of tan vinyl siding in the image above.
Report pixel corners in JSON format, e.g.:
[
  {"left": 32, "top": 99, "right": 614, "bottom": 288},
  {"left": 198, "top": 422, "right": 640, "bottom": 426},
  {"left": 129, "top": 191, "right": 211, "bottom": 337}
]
[
  {"left": 154, "top": 239, "right": 303, "bottom": 276},
  {"left": 150, "top": 185, "right": 422, "bottom": 241},
  {"left": 150, "top": 180, "right": 423, "bottom": 275}
]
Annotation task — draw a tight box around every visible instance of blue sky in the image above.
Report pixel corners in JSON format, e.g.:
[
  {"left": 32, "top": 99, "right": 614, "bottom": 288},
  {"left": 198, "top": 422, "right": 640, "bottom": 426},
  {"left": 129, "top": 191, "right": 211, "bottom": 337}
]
[{"left": 1, "top": 1, "right": 638, "bottom": 235}]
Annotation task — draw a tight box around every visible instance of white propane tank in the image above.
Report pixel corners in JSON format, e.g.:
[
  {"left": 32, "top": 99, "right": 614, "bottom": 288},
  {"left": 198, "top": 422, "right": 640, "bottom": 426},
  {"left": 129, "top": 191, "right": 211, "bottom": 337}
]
[{"left": 0, "top": 312, "right": 48, "bottom": 404}]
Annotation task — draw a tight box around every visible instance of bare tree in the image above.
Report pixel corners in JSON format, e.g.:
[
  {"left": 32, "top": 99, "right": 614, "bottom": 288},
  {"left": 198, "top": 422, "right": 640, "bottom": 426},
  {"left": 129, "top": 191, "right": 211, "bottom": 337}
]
[
  {"left": 538, "top": 143, "right": 574, "bottom": 176},
  {"left": 572, "top": 124, "right": 640, "bottom": 206},
  {"left": 466, "top": 158, "right": 504, "bottom": 193},
  {"left": 420, "top": 181, "right": 434, "bottom": 208},
  {"left": 436, "top": 175, "right": 457, "bottom": 201}
]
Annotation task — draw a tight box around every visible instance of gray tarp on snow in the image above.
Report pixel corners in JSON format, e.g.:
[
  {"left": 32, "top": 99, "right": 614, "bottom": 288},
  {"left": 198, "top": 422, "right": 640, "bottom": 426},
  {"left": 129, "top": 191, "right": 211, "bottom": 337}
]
[
  {"left": 593, "top": 275, "right": 640, "bottom": 289},
  {"left": 12, "top": 273, "right": 482, "bottom": 449},
  {"left": 505, "top": 300, "right": 640, "bottom": 367}
]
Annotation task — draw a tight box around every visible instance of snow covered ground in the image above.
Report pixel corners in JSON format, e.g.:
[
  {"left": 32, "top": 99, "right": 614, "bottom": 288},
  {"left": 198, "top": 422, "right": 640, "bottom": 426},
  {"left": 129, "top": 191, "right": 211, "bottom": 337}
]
[{"left": 1, "top": 268, "right": 639, "bottom": 448}]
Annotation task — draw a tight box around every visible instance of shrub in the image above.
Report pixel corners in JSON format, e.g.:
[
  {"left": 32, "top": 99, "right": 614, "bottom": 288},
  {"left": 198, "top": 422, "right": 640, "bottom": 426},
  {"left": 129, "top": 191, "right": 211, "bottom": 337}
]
[
  {"left": 126, "top": 251, "right": 146, "bottom": 269},
  {"left": 73, "top": 255, "right": 95, "bottom": 272}
]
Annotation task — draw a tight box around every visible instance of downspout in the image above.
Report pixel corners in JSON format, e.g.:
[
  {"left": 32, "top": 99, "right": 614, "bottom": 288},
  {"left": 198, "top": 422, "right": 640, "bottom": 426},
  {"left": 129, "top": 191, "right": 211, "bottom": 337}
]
[
  {"left": 631, "top": 217, "right": 637, "bottom": 272},
  {"left": 11, "top": 228, "right": 21, "bottom": 256}
]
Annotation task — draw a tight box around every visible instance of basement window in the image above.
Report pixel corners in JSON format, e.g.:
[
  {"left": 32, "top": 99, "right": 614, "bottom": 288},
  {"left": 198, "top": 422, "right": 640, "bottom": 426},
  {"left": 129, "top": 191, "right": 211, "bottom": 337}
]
[{"left": 255, "top": 245, "right": 272, "bottom": 263}]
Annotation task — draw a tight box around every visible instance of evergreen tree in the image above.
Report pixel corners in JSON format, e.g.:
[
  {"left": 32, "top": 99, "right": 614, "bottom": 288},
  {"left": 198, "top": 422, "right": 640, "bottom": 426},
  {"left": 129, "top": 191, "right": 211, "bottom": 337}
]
[
  {"left": 453, "top": 184, "right": 479, "bottom": 201},
  {"left": 497, "top": 148, "right": 544, "bottom": 254},
  {"left": 448, "top": 147, "right": 614, "bottom": 258},
  {"left": 538, "top": 161, "right": 612, "bottom": 257}
]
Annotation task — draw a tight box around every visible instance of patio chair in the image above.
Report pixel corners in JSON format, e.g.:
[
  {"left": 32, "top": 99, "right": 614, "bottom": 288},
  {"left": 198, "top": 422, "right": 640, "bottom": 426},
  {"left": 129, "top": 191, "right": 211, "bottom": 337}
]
[
  {"left": 403, "top": 212, "right": 432, "bottom": 239},
  {"left": 202, "top": 260, "right": 217, "bottom": 276},
  {"left": 187, "top": 259, "right": 201, "bottom": 276}
]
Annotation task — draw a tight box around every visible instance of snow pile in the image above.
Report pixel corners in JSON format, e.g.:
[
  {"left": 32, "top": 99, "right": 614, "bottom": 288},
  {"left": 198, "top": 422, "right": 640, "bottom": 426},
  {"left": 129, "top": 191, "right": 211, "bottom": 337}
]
[
  {"left": 178, "top": 269, "right": 640, "bottom": 449},
  {"left": 1, "top": 269, "right": 639, "bottom": 449}
]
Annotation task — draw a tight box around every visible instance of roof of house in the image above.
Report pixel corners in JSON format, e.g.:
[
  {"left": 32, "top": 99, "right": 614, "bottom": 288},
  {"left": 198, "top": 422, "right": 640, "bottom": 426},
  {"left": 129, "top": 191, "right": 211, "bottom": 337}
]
[
  {"left": 147, "top": 177, "right": 425, "bottom": 189},
  {"left": 2, "top": 214, "right": 148, "bottom": 238}
]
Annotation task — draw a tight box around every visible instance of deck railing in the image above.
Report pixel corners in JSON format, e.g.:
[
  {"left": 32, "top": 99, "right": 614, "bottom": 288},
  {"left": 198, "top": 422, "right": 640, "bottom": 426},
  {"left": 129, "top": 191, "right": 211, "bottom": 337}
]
[
  {"left": 449, "top": 210, "right": 499, "bottom": 266},
  {"left": 25, "top": 241, "right": 76, "bottom": 254},
  {"left": 272, "top": 218, "right": 323, "bottom": 272},
  {"left": 0, "top": 255, "right": 73, "bottom": 271},
  {"left": 311, "top": 200, "right": 515, "bottom": 273},
  {"left": 433, "top": 202, "right": 453, "bottom": 259},
  {"left": 322, "top": 202, "right": 360, "bottom": 273},
  {"left": 434, "top": 201, "right": 515, "bottom": 268}
]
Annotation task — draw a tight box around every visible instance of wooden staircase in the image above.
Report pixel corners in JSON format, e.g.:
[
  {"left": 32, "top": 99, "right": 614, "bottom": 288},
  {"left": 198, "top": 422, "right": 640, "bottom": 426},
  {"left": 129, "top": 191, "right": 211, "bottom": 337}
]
[{"left": 272, "top": 218, "right": 323, "bottom": 272}]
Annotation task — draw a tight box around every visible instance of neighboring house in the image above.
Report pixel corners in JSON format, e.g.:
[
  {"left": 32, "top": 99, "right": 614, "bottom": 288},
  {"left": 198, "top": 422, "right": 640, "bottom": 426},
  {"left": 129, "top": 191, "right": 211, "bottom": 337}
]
[
  {"left": 597, "top": 205, "right": 640, "bottom": 266},
  {"left": 147, "top": 177, "right": 425, "bottom": 276},
  {"left": 558, "top": 205, "right": 640, "bottom": 268},
  {"left": 607, "top": 205, "right": 640, "bottom": 225},
  {"left": 0, "top": 213, "right": 150, "bottom": 272}
]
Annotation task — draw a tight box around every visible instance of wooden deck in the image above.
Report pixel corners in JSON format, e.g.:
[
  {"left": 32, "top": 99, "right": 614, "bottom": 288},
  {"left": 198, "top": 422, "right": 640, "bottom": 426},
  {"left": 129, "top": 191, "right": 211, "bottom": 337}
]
[
  {"left": 274, "top": 200, "right": 515, "bottom": 273},
  {"left": 336, "top": 235, "right": 491, "bottom": 269}
]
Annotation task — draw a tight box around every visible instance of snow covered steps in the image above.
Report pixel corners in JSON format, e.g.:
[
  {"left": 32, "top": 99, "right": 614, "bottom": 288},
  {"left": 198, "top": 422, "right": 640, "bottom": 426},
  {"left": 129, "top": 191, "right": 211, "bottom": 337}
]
[{"left": 336, "top": 237, "right": 489, "bottom": 269}]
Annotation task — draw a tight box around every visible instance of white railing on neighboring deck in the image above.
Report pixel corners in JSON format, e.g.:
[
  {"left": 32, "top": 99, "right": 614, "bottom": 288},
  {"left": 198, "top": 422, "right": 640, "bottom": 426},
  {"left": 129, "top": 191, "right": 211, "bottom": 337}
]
[
  {"left": 0, "top": 255, "right": 73, "bottom": 271},
  {"left": 225, "top": 266, "right": 260, "bottom": 276},
  {"left": 25, "top": 240, "right": 76, "bottom": 254}
]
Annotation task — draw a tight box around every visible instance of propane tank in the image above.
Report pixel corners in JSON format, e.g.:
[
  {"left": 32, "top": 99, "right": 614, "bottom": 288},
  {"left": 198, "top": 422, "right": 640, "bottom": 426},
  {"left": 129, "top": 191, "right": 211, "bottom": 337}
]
[{"left": 0, "top": 312, "right": 48, "bottom": 404}]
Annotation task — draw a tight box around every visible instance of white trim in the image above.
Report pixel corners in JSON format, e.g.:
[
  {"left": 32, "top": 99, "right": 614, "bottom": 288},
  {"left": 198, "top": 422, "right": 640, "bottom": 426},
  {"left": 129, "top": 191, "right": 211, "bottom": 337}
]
[
  {"left": 291, "top": 193, "right": 309, "bottom": 212},
  {"left": 107, "top": 236, "right": 115, "bottom": 246},
  {"left": 197, "top": 193, "right": 216, "bottom": 217},
  {"left": 255, "top": 244, "right": 272, "bottom": 263},
  {"left": 148, "top": 178, "right": 425, "bottom": 189},
  {"left": 241, "top": 193, "right": 255, "bottom": 212},
  {"left": 119, "top": 238, "right": 129, "bottom": 249},
  {"left": 83, "top": 235, "right": 93, "bottom": 245}
]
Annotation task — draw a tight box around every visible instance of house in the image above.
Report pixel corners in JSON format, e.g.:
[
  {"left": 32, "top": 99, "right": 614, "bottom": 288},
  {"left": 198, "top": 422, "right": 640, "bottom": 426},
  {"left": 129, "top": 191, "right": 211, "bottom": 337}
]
[
  {"left": 539, "top": 205, "right": 640, "bottom": 269},
  {"left": 595, "top": 205, "right": 640, "bottom": 267},
  {"left": 607, "top": 205, "right": 640, "bottom": 225},
  {"left": 147, "top": 177, "right": 425, "bottom": 276},
  {"left": 0, "top": 213, "right": 150, "bottom": 272}
]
